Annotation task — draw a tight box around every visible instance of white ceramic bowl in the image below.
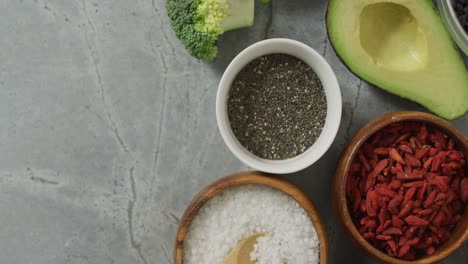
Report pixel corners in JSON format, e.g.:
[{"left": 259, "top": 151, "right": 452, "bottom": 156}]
[{"left": 216, "top": 38, "right": 342, "bottom": 174}]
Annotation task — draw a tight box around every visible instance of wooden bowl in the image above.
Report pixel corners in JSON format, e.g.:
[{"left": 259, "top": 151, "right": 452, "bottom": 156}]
[
  {"left": 333, "top": 111, "right": 468, "bottom": 264},
  {"left": 174, "top": 171, "right": 329, "bottom": 263}
]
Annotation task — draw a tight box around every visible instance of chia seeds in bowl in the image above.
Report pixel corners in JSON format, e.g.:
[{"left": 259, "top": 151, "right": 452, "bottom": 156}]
[
  {"left": 227, "top": 53, "right": 327, "bottom": 160},
  {"left": 216, "top": 38, "right": 342, "bottom": 174},
  {"left": 453, "top": 0, "right": 468, "bottom": 32}
]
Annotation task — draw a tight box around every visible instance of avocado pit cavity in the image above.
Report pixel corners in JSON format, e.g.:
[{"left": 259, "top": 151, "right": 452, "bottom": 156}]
[{"left": 359, "top": 2, "right": 429, "bottom": 72}]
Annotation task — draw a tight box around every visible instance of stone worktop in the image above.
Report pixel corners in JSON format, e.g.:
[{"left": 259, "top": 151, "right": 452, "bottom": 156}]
[{"left": 0, "top": 0, "right": 466, "bottom": 263}]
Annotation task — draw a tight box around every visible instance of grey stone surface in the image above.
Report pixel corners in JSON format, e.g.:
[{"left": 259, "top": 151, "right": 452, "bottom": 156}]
[{"left": 0, "top": 0, "right": 466, "bottom": 263}]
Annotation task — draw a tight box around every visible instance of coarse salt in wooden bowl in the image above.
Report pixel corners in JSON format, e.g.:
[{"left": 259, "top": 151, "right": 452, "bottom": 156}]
[
  {"left": 333, "top": 111, "right": 468, "bottom": 264},
  {"left": 174, "top": 171, "right": 329, "bottom": 263}
]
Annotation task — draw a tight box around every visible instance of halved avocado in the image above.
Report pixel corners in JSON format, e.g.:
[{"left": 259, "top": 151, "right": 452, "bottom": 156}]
[{"left": 327, "top": 0, "right": 468, "bottom": 120}]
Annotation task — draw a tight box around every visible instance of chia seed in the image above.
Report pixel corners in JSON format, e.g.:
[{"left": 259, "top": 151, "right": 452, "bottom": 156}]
[
  {"left": 454, "top": 0, "right": 468, "bottom": 32},
  {"left": 227, "top": 53, "right": 327, "bottom": 160}
]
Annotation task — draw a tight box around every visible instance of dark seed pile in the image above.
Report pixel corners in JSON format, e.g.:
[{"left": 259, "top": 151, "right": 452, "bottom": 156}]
[
  {"left": 454, "top": 0, "right": 468, "bottom": 32},
  {"left": 227, "top": 54, "right": 327, "bottom": 160}
]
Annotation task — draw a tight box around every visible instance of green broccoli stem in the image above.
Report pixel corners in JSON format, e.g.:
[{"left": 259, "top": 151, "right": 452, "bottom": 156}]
[{"left": 221, "top": 0, "right": 255, "bottom": 32}]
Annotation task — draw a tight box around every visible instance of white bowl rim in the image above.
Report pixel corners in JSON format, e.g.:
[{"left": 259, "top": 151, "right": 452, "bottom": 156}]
[{"left": 216, "top": 38, "right": 342, "bottom": 174}]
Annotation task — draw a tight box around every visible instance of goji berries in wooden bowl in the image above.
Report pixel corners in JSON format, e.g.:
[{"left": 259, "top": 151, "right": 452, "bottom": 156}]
[{"left": 333, "top": 111, "right": 468, "bottom": 264}]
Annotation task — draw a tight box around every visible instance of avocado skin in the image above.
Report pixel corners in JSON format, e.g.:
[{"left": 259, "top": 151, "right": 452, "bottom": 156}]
[{"left": 325, "top": 0, "right": 468, "bottom": 120}]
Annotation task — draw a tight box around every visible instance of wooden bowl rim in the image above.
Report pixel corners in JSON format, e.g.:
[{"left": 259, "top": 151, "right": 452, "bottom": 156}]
[
  {"left": 174, "top": 171, "right": 329, "bottom": 264},
  {"left": 333, "top": 111, "right": 468, "bottom": 264}
]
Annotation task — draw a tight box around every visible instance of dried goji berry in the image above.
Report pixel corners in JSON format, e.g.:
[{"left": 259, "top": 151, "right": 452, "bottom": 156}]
[
  {"left": 383, "top": 227, "right": 403, "bottom": 236},
  {"left": 423, "top": 190, "right": 437, "bottom": 208},
  {"left": 383, "top": 219, "right": 392, "bottom": 230},
  {"left": 416, "top": 180, "right": 427, "bottom": 201},
  {"left": 428, "top": 147, "right": 438, "bottom": 157},
  {"left": 399, "top": 237, "right": 408, "bottom": 247},
  {"left": 364, "top": 220, "right": 378, "bottom": 229},
  {"left": 392, "top": 216, "right": 405, "bottom": 229},
  {"left": 415, "top": 147, "right": 430, "bottom": 160},
  {"left": 409, "top": 137, "right": 417, "bottom": 150},
  {"left": 438, "top": 227, "right": 449, "bottom": 240},
  {"left": 389, "top": 179, "right": 402, "bottom": 190},
  {"left": 390, "top": 148, "right": 406, "bottom": 164},
  {"left": 426, "top": 246, "right": 435, "bottom": 255},
  {"left": 428, "top": 210, "right": 439, "bottom": 223},
  {"left": 403, "top": 181, "right": 425, "bottom": 188},
  {"left": 413, "top": 137, "right": 423, "bottom": 150},
  {"left": 359, "top": 154, "right": 371, "bottom": 172},
  {"left": 387, "top": 239, "right": 397, "bottom": 252},
  {"left": 352, "top": 189, "right": 361, "bottom": 213},
  {"left": 388, "top": 195, "right": 403, "bottom": 215},
  {"left": 363, "top": 232, "right": 375, "bottom": 241},
  {"left": 378, "top": 208, "right": 389, "bottom": 227},
  {"left": 394, "top": 133, "right": 411, "bottom": 145},
  {"left": 403, "top": 187, "right": 417, "bottom": 206},
  {"left": 366, "top": 159, "right": 388, "bottom": 191},
  {"left": 428, "top": 176, "right": 448, "bottom": 192},
  {"left": 376, "top": 235, "right": 392, "bottom": 241},
  {"left": 374, "top": 148, "right": 389, "bottom": 155},
  {"left": 358, "top": 225, "right": 368, "bottom": 235},
  {"left": 430, "top": 232, "right": 439, "bottom": 244},
  {"left": 409, "top": 225, "right": 419, "bottom": 233},
  {"left": 360, "top": 216, "right": 371, "bottom": 225},
  {"left": 423, "top": 157, "right": 434, "bottom": 169},
  {"left": 377, "top": 184, "right": 396, "bottom": 198},
  {"left": 360, "top": 199, "right": 367, "bottom": 213},
  {"left": 433, "top": 193, "right": 446, "bottom": 203},
  {"left": 447, "top": 161, "right": 461, "bottom": 170},
  {"left": 433, "top": 211, "right": 446, "bottom": 227},
  {"left": 398, "top": 244, "right": 410, "bottom": 258},
  {"left": 441, "top": 164, "right": 452, "bottom": 177},
  {"left": 431, "top": 157, "right": 442, "bottom": 172},
  {"left": 405, "top": 215, "right": 429, "bottom": 226},
  {"left": 398, "top": 201, "right": 413, "bottom": 218},
  {"left": 418, "top": 209, "right": 433, "bottom": 216},
  {"left": 399, "top": 144, "right": 413, "bottom": 154},
  {"left": 406, "top": 237, "right": 420, "bottom": 246},
  {"left": 418, "top": 124, "right": 428, "bottom": 143},
  {"left": 412, "top": 207, "right": 422, "bottom": 214},
  {"left": 405, "top": 153, "right": 421, "bottom": 167},
  {"left": 377, "top": 196, "right": 389, "bottom": 211},
  {"left": 365, "top": 174, "right": 376, "bottom": 193},
  {"left": 397, "top": 171, "right": 423, "bottom": 181},
  {"left": 424, "top": 236, "right": 433, "bottom": 245},
  {"left": 390, "top": 166, "right": 402, "bottom": 175},
  {"left": 448, "top": 151, "right": 462, "bottom": 161},
  {"left": 366, "top": 190, "right": 378, "bottom": 217},
  {"left": 460, "top": 178, "right": 468, "bottom": 203},
  {"left": 376, "top": 225, "right": 384, "bottom": 235},
  {"left": 452, "top": 177, "right": 462, "bottom": 191}
]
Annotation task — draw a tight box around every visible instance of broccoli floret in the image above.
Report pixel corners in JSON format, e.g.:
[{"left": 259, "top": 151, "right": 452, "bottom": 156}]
[{"left": 166, "top": 0, "right": 254, "bottom": 61}]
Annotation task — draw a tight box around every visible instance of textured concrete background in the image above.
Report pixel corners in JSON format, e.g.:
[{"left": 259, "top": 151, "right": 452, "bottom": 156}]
[{"left": 0, "top": 0, "right": 466, "bottom": 263}]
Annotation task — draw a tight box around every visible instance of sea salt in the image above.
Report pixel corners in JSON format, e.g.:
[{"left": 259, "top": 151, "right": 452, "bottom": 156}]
[{"left": 183, "top": 185, "right": 320, "bottom": 264}]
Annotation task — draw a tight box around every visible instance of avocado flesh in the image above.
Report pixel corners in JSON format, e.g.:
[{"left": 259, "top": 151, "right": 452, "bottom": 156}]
[{"left": 327, "top": 0, "right": 468, "bottom": 120}]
